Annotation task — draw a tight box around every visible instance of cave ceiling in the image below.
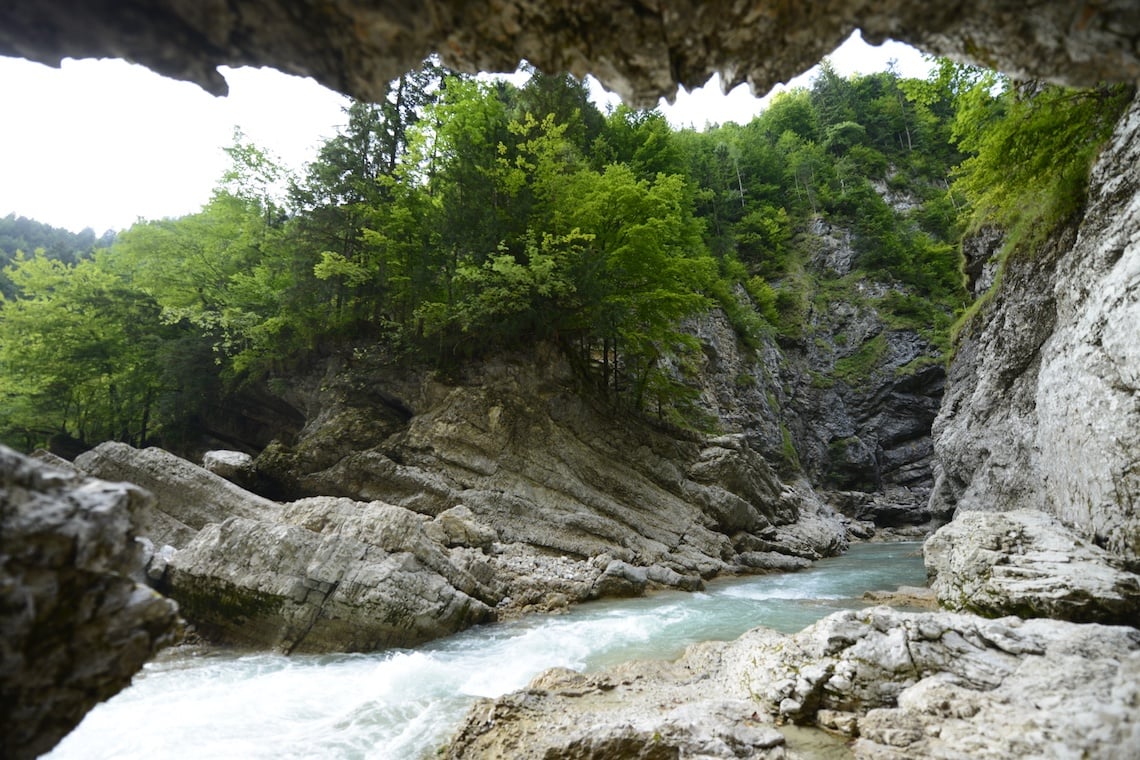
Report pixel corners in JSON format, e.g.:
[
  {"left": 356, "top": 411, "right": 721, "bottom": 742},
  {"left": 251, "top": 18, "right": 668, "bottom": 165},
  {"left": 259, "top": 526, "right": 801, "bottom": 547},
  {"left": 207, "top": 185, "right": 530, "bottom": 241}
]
[{"left": 1, "top": 1, "right": 1137, "bottom": 106}]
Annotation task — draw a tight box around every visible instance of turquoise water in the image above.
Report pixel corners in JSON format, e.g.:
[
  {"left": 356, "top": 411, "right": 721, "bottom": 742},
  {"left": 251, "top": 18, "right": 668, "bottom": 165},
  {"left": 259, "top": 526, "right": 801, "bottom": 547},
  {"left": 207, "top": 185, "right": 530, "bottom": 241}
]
[{"left": 47, "top": 542, "right": 925, "bottom": 760}]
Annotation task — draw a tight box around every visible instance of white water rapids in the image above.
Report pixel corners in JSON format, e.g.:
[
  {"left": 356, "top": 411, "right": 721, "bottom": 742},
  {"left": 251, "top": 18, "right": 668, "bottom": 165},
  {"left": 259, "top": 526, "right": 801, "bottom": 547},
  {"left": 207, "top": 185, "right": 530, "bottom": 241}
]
[{"left": 48, "top": 542, "right": 926, "bottom": 760}]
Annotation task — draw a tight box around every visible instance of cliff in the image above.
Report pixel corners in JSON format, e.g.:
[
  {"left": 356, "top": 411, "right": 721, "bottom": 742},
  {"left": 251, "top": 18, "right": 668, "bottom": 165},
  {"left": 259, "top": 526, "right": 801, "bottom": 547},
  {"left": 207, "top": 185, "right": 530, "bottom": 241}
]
[
  {"left": 687, "top": 249, "right": 949, "bottom": 531},
  {"left": 931, "top": 93, "right": 1140, "bottom": 571}
]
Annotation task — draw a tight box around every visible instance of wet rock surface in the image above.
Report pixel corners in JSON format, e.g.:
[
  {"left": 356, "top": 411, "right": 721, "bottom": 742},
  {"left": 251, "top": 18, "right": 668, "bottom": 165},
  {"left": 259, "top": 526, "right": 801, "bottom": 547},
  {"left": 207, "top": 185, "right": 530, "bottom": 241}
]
[{"left": 0, "top": 446, "right": 181, "bottom": 760}]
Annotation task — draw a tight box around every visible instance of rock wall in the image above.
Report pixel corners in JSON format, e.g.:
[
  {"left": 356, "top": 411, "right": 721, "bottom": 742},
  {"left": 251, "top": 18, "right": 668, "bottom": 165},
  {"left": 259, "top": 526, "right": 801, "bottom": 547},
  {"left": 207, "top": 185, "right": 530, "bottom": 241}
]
[
  {"left": 0, "top": 446, "right": 181, "bottom": 760},
  {"left": 687, "top": 243, "right": 949, "bottom": 530},
  {"left": 931, "top": 94, "right": 1140, "bottom": 569}
]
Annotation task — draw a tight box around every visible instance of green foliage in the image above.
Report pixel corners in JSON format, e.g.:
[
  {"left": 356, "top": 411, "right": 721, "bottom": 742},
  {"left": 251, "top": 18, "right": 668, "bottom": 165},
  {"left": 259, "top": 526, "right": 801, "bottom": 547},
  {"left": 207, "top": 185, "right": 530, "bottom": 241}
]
[
  {"left": 0, "top": 214, "right": 115, "bottom": 298},
  {"left": 952, "top": 77, "right": 1133, "bottom": 253},
  {"left": 778, "top": 422, "right": 801, "bottom": 472},
  {"left": 4, "top": 57, "right": 1129, "bottom": 453},
  {"left": 0, "top": 250, "right": 193, "bottom": 449}
]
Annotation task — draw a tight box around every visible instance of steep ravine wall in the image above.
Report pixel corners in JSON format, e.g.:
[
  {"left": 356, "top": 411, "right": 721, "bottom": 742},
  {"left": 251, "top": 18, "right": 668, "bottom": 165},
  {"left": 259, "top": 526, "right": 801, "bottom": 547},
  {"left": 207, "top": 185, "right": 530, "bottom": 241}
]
[
  {"left": 678, "top": 205, "right": 951, "bottom": 529},
  {"left": 931, "top": 94, "right": 1140, "bottom": 569}
]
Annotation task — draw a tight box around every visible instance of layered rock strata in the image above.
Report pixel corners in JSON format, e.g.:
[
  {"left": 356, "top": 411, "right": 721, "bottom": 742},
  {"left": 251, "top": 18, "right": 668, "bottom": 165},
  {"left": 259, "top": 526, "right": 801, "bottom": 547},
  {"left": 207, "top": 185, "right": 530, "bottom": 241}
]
[
  {"left": 0, "top": 446, "right": 182, "bottom": 760},
  {"left": 447, "top": 607, "right": 1140, "bottom": 759},
  {"left": 78, "top": 431, "right": 842, "bottom": 650},
  {"left": 256, "top": 351, "right": 849, "bottom": 584}
]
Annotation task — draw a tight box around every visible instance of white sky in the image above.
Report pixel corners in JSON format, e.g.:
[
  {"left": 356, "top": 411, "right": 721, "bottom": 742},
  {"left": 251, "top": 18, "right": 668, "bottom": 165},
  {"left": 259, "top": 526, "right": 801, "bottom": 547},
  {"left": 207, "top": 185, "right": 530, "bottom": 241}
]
[{"left": 0, "top": 31, "right": 930, "bottom": 235}]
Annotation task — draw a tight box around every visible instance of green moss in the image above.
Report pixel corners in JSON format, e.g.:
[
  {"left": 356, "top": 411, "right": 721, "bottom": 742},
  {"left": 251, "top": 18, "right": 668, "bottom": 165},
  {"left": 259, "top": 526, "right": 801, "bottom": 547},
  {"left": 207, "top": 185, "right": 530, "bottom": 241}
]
[
  {"left": 833, "top": 332, "right": 889, "bottom": 384},
  {"left": 167, "top": 576, "right": 284, "bottom": 630},
  {"left": 894, "top": 354, "right": 943, "bottom": 378},
  {"left": 809, "top": 370, "right": 834, "bottom": 389},
  {"left": 734, "top": 372, "right": 756, "bottom": 388}
]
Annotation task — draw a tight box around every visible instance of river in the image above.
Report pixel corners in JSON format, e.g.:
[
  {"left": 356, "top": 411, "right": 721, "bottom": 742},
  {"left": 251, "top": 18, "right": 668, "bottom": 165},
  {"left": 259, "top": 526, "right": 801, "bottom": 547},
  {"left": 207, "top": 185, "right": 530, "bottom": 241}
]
[{"left": 47, "top": 541, "right": 926, "bottom": 760}]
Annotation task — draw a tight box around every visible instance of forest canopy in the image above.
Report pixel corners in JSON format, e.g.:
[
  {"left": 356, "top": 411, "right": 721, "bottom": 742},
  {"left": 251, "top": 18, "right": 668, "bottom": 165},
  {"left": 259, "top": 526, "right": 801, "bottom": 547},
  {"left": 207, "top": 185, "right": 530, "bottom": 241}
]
[{"left": 1, "top": 59, "right": 1128, "bottom": 452}]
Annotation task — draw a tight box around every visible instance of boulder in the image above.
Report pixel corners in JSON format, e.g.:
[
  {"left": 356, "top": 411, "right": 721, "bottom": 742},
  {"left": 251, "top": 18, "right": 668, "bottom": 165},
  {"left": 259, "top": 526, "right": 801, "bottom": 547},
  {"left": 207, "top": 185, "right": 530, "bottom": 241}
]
[
  {"left": 161, "top": 496, "right": 500, "bottom": 652},
  {"left": 924, "top": 509, "right": 1140, "bottom": 625},
  {"left": 427, "top": 504, "right": 498, "bottom": 550},
  {"left": 201, "top": 449, "right": 256, "bottom": 486},
  {"left": 0, "top": 446, "right": 181, "bottom": 760},
  {"left": 75, "top": 442, "right": 280, "bottom": 548},
  {"left": 590, "top": 559, "right": 649, "bottom": 598}
]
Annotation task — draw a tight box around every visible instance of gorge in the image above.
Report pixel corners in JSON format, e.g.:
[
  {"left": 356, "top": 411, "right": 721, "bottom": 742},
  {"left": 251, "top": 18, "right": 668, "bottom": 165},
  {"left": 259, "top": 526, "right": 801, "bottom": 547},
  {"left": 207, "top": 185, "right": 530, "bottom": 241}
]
[{"left": 2, "top": 1, "right": 1140, "bottom": 758}]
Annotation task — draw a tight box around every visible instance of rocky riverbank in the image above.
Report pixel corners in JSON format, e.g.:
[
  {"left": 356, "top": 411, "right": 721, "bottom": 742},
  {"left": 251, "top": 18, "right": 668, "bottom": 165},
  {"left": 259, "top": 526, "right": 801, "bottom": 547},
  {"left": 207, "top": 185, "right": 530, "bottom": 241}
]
[
  {"left": 71, "top": 431, "right": 848, "bottom": 652},
  {"left": 443, "top": 89, "right": 1140, "bottom": 760},
  {"left": 445, "top": 607, "right": 1140, "bottom": 759}
]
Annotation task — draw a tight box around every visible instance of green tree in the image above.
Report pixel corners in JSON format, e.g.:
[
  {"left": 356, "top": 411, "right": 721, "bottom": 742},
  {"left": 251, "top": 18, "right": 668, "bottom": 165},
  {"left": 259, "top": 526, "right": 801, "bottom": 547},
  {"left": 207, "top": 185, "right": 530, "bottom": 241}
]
[{"left": 0, "top": 250, "right": 175, "bottom": 449}]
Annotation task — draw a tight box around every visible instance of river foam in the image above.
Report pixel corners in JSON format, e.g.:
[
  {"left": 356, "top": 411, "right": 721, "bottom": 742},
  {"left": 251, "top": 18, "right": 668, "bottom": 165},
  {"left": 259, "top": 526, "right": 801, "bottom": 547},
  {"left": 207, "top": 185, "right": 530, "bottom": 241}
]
[{"left": 47, "top": 542, "right": 925, "bottom": 760}]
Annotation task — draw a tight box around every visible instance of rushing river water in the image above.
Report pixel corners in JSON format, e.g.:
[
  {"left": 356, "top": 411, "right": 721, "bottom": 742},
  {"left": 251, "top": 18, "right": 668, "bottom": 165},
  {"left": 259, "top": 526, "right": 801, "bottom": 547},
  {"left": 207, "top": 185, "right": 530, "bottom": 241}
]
[{"left": 48, "top": 542, "right": 926, "bottom": 760}]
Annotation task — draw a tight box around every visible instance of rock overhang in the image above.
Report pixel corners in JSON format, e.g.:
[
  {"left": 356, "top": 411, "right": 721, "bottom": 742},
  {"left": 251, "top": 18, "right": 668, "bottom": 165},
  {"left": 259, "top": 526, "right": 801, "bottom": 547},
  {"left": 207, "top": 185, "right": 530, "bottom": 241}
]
[{"left": 0, "top": 1, "right": 1137, "bottom": 108}]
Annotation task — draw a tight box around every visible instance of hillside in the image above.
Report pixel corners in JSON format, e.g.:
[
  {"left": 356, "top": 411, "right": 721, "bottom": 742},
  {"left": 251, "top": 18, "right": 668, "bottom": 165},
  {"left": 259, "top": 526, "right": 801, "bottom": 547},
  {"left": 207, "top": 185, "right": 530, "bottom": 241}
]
[{"left": 0, "top": 63, "right": 973, "bottom": 526}]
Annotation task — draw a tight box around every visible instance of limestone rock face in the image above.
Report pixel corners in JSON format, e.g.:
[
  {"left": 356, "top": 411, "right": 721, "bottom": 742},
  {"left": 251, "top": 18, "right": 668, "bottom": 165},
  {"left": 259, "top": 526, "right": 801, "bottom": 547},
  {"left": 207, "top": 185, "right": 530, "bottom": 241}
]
[
  {"left": 261, "top": 351, "right": 849, "bottom": 586},
  {"left": 689, "top": 300, "right": 946, "bottom": 530},
  {"left": 924, "top": 509, "right": 1140, "bottom": 625},
  {"left": 76, "top": 442, "right": 280, "bottom": 549},
  {"left": 0, "top": 1, "right": 1136, "bottom": 109},
  {"left": 932, "top": 94, "right": 1140, "bottom": 569},
  {"left": 447, "top": 607, "right": 1140, "bottom": 760},
  {"left": 0, "top": 446, "right": 181, "bottom": 760},
  {"left": 162, "top": 496, "right": 499, "bottom": 652}
]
